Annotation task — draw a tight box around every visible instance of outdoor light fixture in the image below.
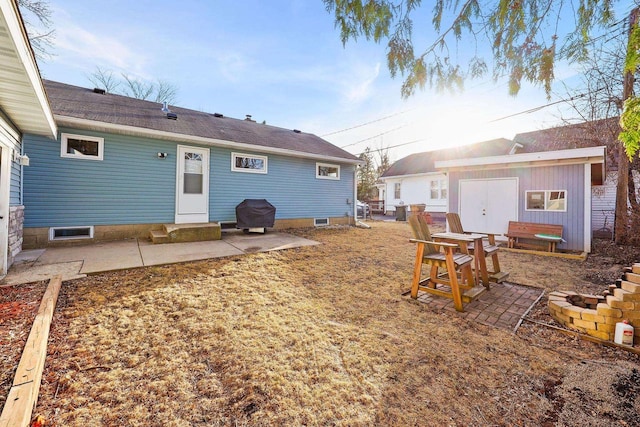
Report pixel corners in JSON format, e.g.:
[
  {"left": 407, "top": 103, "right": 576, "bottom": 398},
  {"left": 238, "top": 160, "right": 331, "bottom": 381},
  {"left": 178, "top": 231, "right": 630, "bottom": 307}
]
[
  {"left": 14, "top": 151, "right": 29, "bottom": 166},
  {"left": 157, "top": 152, "right": 168, "bottom": 159}
]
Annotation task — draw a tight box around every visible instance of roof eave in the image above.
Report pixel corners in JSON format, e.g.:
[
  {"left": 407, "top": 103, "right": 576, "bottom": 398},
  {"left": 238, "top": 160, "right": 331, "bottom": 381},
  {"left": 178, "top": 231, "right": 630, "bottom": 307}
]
[
  {"left": 435, "top": 146, "right": 606, "bottom": 171},
  {"left": 380, "top": 171, "right": 443, "bottom": 180},
  {"left": 55, "top": 115, "right": 363, "bottom": 165},
  {"left": 0, "top": 0, "right": 56, "bottom": 138}
]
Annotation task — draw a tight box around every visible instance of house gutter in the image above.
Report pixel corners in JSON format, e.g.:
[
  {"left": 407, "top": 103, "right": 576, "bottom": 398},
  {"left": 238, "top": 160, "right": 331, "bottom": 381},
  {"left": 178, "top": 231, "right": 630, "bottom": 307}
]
[
  {"left": 435, "top": 146, "right": 606, "bottom": 171},
  {"left": 380, "top": 171, "right": 443, "bottom": 180},
  {"left": 55, "top": 115, "right": 364, "bottom": 166}
]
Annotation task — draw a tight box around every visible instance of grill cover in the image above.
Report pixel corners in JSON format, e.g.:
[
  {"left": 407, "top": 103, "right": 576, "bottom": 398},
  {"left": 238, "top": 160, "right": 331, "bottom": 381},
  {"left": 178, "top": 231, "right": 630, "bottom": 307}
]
[{"left": 235, "top": 199, "right": 276, "bottom": 229}]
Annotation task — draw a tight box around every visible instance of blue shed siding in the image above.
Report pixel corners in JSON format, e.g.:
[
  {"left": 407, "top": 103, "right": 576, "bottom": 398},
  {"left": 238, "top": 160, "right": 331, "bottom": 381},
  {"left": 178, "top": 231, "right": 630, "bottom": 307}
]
[
  {"left": 23, "top": 128, "right": 354, "bottom": 227},
  {"left": 449, "top": 164, "right": 586, "bottom": 251}
]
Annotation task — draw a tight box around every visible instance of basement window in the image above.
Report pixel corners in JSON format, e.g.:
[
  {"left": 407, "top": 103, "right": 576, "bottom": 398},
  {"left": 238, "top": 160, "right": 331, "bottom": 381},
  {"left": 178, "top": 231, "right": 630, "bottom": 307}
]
[
  {"left": 314, "top": 218, "right": 329, "bottom": 227},
  {"left": 61, "top": 133, "right": 104, "bottom": 160},
  {"left": 316, "top": 163, "right": 340, "bottom": 180},
  {"left": 49, "top": 226, "right": 94, "bottom": 241}
]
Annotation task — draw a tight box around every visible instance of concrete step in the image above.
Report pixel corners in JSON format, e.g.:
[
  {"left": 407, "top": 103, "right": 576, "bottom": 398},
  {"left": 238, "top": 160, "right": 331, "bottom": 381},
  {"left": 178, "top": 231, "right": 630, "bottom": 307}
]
[
  {"left": 149, "top": 230, "right": 171, "bottom": 244},
  {"left": 149, "top": 223, "right": 222, "bottom": 244}
]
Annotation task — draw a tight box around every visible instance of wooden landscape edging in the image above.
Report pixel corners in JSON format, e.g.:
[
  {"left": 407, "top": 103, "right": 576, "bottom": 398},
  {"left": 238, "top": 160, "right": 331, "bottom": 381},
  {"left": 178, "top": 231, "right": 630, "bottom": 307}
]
[
  {"left": 500, "top": 247, "right": 587, "bottom": 261},
  {"left": 0, "top": 275, "right": 62, "bottom": 427}
]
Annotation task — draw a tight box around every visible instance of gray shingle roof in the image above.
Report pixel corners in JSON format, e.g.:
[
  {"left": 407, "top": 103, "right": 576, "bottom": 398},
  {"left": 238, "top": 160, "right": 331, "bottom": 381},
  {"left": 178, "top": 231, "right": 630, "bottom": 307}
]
[
  {"left": 43, "top": 80, "right": 359, "bottom": 163},
  {"left": 381, "top": 138, "right": 516, "bottom": 177},
  {"left": 513, "top": 117, "right": 619, "bottom": 169}
]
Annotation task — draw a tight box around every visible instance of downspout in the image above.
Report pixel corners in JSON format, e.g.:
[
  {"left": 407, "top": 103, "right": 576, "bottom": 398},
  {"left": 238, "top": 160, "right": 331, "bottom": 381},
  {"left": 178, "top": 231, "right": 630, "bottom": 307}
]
[
  {"left": 19, "top": 143, "right": 23, "bottom": 205},
  {"left": 584, "top": 163, "right": 592, "bottom": 253},
  {"left": 353, "top": 165, "right": 357, "bottom": 226}
]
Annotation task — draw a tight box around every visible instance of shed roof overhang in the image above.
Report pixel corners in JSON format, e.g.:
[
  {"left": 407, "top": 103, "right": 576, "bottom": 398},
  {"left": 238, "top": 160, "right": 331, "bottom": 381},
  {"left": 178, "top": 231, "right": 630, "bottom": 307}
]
[
  {"left": 0, "top": 0, "right": 56, "bottom": 138},
  {"left": 56, "top": 115, "right": 364, "bottom": 166},
  {"left": 435, "top": 146, "right": 606, "bottom": 179}
]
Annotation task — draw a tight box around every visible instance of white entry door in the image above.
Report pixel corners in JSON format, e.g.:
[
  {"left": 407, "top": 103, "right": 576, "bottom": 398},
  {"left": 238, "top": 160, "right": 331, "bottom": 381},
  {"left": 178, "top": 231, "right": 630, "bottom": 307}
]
[
  {"left": 459, "top": 178, "right": 518, "bottom": 237},
  {"left": 175, "top": 145, "right": 209, "bottom": 224}
]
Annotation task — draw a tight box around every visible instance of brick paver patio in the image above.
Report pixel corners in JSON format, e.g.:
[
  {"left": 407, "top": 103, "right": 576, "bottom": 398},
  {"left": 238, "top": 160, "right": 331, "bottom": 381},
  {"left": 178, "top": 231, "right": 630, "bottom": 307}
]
[{"left": 414, "top": 281, "right": 544, "bottom": 331}]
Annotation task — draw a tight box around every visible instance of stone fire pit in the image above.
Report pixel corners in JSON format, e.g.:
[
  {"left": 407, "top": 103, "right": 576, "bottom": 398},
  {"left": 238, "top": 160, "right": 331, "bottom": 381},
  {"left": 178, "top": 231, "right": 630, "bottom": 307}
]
[{"left": 548, "top": 264, "right": 640, "bottom": 344}]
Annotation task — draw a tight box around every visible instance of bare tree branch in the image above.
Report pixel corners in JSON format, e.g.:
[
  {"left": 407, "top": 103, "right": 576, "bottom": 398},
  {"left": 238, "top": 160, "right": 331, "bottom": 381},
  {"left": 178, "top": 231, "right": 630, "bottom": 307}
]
[
  {"left": 17, "top": 0, "right": 55, "bottom": 60},
  {"left": 87, "top": 67, "right": 121, "bottom": 93}
]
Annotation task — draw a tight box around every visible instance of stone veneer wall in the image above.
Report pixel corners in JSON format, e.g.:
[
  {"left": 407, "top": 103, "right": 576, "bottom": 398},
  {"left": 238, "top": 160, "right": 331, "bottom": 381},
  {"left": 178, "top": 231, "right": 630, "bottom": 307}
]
[
  {"left": 548, "top": 264, "right": 640, "bottom": 343},
  {"left": 7, "top": 206, "right": 24, "bottom": 267}
]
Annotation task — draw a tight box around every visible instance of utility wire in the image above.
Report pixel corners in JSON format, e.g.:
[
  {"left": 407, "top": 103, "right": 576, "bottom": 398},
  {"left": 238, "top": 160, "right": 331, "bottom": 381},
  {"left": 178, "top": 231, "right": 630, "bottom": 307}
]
[
  {"left": 321, "top": 108, "right": 416, "bottom": 137},
  {"left": 336, "top": 13, "right": 627, "bottom": 152},
  {"left": 355, "top": 138, "right": 431, "bottom": 156},
  {"left": 339, "top": 124, "right": 409, "bottom": 148}
]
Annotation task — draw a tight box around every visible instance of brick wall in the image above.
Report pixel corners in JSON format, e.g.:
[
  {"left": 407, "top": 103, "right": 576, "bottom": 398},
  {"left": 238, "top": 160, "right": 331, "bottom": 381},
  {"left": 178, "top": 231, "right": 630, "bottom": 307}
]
[{"left": 548, "top": 264, "right": 640, "bottom": 343}]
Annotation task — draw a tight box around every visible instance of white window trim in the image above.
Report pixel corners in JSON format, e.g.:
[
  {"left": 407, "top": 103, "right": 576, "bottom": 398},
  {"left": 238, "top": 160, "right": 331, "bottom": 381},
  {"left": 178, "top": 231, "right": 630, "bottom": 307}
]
[
  {"left": 394, "top": 182, "right": 401, "bottom": 199},
  {"left": 61, "top": 133, "right": 104, "bottom": 161},
  {"left": 525, "top": 190, "right": 567, "bottom": 212},
  {"left": 314, "top": 218, "right": 330, "bottom": 226},
  {"left": 316, "top": 162, "right": 340, "bottom": 180},
  {"left": 429, "top": 178, "right": 447, "bottom": 200},
  {"left": 49, "top": 225, "right": 94, "bottom": 241},
  {"left": 231, "top": 152, "right": 268, "bottom": 174}
]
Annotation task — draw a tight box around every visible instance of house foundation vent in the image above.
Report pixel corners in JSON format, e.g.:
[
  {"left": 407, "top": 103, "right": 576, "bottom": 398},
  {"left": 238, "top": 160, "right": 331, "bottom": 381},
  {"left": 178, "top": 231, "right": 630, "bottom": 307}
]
[
  {"left": 314, "top": 218, "right": 329, "bottom": 227},
  {"left": 49, "top": 226, "right": 94, "bottom": 241}
]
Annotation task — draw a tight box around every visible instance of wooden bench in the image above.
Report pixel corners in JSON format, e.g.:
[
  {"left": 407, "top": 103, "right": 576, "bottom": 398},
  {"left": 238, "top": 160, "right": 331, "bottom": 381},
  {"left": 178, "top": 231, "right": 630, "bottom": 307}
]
[{"left": 505, "top": 221, "right": 563, "bottom": 252}]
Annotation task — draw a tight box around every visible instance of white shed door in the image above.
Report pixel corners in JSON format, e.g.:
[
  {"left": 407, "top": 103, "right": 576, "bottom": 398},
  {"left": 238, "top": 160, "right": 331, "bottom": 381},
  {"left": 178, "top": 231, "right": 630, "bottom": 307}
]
[
  {"left": 459, "top": 178, "right": 518, "bottom": 237},
  {"left": 175, "top": 145, "right": 209, "bottom": 224}
]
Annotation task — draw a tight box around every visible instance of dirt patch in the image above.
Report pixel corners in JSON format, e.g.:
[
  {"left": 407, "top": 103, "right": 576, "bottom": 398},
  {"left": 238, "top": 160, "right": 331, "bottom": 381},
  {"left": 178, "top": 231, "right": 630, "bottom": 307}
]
[
  {"left": 1, "top": 221, "right": 639, "bottom": 426},
  {"left": 0, "top": 281, "right": 48, "bottom": 405}
]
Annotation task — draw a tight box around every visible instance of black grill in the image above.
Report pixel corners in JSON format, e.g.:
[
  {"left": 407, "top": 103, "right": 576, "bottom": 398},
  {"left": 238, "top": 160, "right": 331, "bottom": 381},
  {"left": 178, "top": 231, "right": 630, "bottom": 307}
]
[{"left": 235, "top": 199, "right": 276, "bottom": 230}]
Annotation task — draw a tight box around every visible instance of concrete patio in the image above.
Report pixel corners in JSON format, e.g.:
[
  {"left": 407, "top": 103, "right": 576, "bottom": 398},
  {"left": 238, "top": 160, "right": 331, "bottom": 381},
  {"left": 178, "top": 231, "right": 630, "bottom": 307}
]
[{"left": 2, "top": 231, "right": 320, "bottom": 286}]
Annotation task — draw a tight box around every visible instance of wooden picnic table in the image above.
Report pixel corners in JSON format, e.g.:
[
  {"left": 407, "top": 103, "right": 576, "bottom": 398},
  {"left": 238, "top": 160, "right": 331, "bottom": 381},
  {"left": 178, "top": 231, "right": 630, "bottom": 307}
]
[{"left": 432, "top": 232, "right": 490, "bottom": 288}]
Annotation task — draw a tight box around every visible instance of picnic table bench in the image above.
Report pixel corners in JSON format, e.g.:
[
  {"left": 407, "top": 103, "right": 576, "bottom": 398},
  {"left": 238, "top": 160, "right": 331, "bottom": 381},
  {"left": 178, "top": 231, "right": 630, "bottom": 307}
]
[{"left": 505, "top": 221, "right": 564, "bottom": 252}]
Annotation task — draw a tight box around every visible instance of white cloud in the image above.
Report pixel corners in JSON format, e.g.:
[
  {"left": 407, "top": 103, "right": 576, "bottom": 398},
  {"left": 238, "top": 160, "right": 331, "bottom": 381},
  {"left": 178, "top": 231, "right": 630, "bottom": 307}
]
[
  {"left": 343, "top": 62, "right": 381, "bottom": 103},
  {"left": 50, "top": 8, "right": 150, "bottom": 76}
]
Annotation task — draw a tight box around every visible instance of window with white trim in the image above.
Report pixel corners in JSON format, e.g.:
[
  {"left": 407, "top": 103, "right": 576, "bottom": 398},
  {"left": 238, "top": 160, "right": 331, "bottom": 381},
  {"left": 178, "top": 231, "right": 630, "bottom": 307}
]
[
  {"left": 232, "top": 152, "right": 268, "bottom": 173},
  {"left": 316, "top": 162, "right": 340, "bottom": 180},
  {"left": 394, "top": 183, "right": 401, "bottom": 199},
  {"left": 525, "top": 190, "right": 567, "bottom": 212},
  {"left": 61, "top": 133, "right": 104, "bottom": 160},
  {"left": 429, "top": 179, "right": 447, "bottom": 200}
]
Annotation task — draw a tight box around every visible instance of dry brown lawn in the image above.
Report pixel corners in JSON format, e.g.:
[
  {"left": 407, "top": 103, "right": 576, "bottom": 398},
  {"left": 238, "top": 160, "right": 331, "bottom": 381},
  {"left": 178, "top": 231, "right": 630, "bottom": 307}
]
[{"left": 3, "top": 221, "right": 640, "bottom": 426}]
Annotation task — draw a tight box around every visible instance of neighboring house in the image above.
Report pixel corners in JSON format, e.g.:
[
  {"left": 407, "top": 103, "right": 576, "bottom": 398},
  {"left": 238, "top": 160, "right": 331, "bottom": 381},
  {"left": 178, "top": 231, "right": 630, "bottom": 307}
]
[
  {"left": 21, "top": 81, "right": 361, "bottom": 248},
  {"left": 436, "top": 146, "right": 606, "bottom": 253},
  {"left": 379, "top": 138, "right": 520, "bottom": 218},
  {"left": 513, "top": 118, "right": 625, "bottom": 239},
  {"left": 0, "top": 0, "right": 57, "bottom": 274}
]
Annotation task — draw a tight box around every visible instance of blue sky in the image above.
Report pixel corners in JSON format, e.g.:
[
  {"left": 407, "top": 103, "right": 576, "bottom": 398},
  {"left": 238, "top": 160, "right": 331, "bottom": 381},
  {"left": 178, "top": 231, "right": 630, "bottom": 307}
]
[{"left": 35, "top": 0, "right": 630, "bottom": 163}]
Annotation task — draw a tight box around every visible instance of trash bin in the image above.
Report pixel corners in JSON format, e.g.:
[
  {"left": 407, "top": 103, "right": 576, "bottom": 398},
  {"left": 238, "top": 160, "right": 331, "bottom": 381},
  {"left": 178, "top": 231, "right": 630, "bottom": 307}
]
[{"left": 395, "top": 205, "right": 407, "bottom": 221}]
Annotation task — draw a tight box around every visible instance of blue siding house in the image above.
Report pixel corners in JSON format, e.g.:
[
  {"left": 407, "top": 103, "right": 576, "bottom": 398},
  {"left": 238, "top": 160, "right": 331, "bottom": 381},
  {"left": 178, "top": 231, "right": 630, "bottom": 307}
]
[
  {"left": 20, "top": 80, "right": 361, "bottom": 248},
  {"left": 436, "top": 147, "right": 606, "bottom": 253}
]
